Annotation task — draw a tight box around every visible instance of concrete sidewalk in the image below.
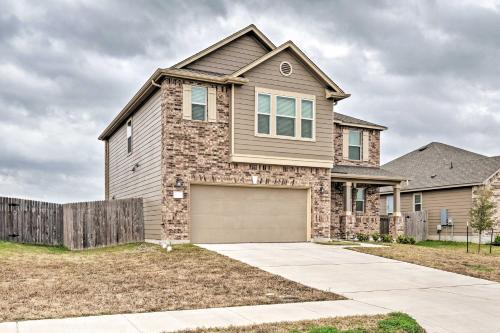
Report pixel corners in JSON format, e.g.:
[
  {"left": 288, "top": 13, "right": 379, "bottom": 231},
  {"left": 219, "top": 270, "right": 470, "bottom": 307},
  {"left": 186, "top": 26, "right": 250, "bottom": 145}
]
[{"left": 0, "top": 300, "right": 390, "bottom": 333}]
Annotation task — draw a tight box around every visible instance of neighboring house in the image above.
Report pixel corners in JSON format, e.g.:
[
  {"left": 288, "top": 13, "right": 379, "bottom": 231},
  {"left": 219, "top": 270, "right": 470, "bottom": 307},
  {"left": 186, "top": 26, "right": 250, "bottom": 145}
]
[
  {"left": 380, "top": 142, "right": 500, "bottom": 242},
  {"left": 99, "top": 25, "right": 404, "bottom": 243}
]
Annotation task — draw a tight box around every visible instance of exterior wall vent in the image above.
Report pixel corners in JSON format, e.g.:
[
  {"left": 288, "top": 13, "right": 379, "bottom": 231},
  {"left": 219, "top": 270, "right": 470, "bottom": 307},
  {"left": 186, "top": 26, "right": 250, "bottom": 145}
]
[{"left": 280, "top": 61, "right": 293, "bottom": 76}]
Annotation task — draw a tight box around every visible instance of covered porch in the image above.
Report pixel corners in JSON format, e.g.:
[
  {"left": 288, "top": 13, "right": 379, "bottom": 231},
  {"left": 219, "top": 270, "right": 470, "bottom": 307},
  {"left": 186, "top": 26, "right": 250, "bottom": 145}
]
[{"left": 331, "top": 166, "right": 405, "bottom": 240}]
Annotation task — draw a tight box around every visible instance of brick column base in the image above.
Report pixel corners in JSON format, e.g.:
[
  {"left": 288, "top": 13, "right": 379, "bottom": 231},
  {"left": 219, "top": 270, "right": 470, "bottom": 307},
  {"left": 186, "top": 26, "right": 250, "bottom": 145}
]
[
  {"left": 390, "top": 215, "right": 404, "bottom": 239},
  {"left": 340, "top": 215, "right": 357, "bottom": 240}
]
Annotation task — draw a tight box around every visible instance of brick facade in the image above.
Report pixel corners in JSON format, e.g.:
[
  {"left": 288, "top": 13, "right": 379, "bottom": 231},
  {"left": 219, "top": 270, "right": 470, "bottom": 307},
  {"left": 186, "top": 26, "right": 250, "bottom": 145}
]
[
  {"left": 333, "top": 124, "right": 380, "bottom": 167},
  {"left": 160, "top": 78, "right": 331, "bottom": 241},
  {"left": 331, "top": 183, "right": 381, "bottom": 238}
]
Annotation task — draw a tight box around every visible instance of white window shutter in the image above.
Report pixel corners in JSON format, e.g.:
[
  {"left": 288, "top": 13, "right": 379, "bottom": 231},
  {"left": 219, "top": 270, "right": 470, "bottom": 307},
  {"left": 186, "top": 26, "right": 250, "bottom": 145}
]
[
  {"left": 207, "top": 87, "right": 217, "bottom": 122},
  {"left": 182, "top": 84, "right": 192, "bottom": 120},
  {"left": 362, "top": 131, "right": 370, "bottom": 161},
  {"left": 342, "top": 128, "right": 349, "bottom": 159}
]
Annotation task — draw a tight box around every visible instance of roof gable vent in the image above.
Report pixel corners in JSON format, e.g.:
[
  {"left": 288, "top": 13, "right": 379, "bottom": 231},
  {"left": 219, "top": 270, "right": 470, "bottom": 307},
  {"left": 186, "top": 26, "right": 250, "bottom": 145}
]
[{"left": 280, "top": 61, "right": 293, "bottom": 76}]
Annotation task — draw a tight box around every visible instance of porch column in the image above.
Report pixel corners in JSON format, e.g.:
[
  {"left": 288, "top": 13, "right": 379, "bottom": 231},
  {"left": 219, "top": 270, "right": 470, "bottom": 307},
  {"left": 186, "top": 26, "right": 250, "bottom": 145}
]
[
  {"left": 344, "top": 181, "right": 352, "bottom": 215},
  {"left": 393, "top": 183, "right": 401, "bottom": 217}
]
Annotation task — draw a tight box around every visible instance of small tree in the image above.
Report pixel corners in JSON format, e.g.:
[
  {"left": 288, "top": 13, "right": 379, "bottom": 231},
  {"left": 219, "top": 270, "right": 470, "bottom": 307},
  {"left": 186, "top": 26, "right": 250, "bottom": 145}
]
[{"left": 469, "top": 188, "right": 495, "bottom": 253}]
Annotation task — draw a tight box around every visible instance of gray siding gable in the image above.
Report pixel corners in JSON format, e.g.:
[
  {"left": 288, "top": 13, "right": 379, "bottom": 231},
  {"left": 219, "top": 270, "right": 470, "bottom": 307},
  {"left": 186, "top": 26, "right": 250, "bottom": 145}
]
[
  {"left": 186, "top": 34, "right": 269, "bottom": 75},
  {"left": 233, "top": 49, "right": 334, "bottom": 162}
]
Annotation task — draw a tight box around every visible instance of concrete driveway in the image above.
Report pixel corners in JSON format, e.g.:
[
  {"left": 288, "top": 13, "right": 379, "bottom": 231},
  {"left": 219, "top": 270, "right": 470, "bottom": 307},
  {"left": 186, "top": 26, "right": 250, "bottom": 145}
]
[{"left": 200, "top": 243, "right": 500, "bottom": 333}]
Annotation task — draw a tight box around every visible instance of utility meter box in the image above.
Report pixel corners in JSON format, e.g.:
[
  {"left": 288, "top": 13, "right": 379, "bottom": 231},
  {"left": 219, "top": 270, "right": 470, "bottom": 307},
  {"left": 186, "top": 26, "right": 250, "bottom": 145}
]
[{"left": 440, "top": 209, "right": 449, "bottom": 226}]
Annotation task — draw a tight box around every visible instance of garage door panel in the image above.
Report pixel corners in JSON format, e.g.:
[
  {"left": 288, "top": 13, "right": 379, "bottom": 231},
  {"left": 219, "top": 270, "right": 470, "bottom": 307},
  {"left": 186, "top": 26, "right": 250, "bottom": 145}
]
[{"left": 191, "top": 185, "right": 308, "bottom": 243}]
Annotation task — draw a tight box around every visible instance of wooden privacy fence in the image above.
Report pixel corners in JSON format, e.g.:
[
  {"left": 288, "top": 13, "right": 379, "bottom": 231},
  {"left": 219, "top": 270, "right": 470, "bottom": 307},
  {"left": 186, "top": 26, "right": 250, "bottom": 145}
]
[
  {"left": 403, "top": 210, "right": 428, "bottom": 242},
  {"left": 63, "top": 199, "right": 144, "bottom": 250},
  {"left": 0, "top": 197, "right": 143, "bottom": 250},
  {"left": 0, "top": 197, "right": 63, "bottom": 246}
]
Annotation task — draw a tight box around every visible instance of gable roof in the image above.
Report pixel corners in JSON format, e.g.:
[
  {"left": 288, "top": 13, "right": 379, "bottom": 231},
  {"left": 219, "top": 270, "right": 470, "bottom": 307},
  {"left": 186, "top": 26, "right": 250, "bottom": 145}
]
[
  {"left": 99, "top": 25, "right": 349, "bottom": 140},
  {"left": 381, "top": 142, "right": 500, "bottom": 192},
  {"left": 173, "top": 24, "right": 275, "bottom": 69},
  {"left": 334, "top": 112, "right": 387, "bottom": 130},
  {"left": 98, "top": 68, "right": 248, "bottom": 140},
  {"left": 230, "top": 41, "right": 349, "bottom": 100}
]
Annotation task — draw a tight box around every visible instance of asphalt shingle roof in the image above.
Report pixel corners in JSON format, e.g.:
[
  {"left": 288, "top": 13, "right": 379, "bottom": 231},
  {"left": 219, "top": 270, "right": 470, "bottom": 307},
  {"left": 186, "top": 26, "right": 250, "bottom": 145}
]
[
  {"left": 381, "top": 142, "right": 500, "bottom": 192},
  {"left": 332, "top": 165, "right": 404, "bottom": 180},
  {"left": 334, "top": 113, "right": 387, "bottom": 130}
]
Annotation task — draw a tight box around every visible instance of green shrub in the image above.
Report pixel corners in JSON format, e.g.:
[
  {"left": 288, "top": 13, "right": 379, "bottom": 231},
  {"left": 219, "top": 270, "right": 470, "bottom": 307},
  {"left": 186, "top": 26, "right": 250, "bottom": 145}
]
[
  {"left": 372, "top": 233, "right": 380, "bottom": 242},
  {"left": 380, "top": 234, "right": 393, "bottom": 243},
  {"left": 492, "top": 235, "right": 500, "bottom": 246},
  {"left": 397, "top": 235, "right": 416, "bottom": 244},
  {"left": 356, "top": 233, "right": 370, "bottom": 242}
]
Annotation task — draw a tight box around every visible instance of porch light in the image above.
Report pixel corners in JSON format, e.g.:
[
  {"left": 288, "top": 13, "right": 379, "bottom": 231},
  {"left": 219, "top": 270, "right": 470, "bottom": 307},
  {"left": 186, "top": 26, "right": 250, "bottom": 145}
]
[
  {"left": 319, "top": 185, "right": 325, "bottom": 194},
  {"left": 175, "top": 178, "right": 184, "bottom": 187}
]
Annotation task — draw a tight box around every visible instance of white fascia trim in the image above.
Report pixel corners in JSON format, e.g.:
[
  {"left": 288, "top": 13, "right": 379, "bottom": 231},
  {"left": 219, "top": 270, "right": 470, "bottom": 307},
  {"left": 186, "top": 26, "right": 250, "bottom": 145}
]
[{"left": 230, "top": 153, "right": 333, "bottom": 168}]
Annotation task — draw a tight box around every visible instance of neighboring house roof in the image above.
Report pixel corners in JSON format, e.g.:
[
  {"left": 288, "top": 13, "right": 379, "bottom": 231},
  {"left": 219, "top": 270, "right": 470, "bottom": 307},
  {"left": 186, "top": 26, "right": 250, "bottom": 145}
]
[
  {"left": 334, "top": 113, "right": 387, "bottom": 130},
  {"left": 99, "top": 25, "right": 349, "bottom": 140},
  {"left": 332, "top": 165, "right": 405, "bottom": 183},
  {"left": 230, "top": 41, "right": 349, "bottom": 100},
  {"left": 380, "top": 142, "right": 500, "bottom": 193}
]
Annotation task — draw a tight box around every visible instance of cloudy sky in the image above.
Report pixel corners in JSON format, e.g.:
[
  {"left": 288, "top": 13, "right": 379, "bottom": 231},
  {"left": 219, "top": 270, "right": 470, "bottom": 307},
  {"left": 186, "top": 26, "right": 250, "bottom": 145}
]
[{"left": 1, "top": 0, "right": 500, "bottom": 202}]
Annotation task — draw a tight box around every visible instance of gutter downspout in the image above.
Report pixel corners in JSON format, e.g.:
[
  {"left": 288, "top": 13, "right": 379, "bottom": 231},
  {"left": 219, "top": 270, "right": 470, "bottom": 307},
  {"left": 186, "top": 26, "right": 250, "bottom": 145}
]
[{"left": 151, "top": 79, "right": 162, "bottom": 88}]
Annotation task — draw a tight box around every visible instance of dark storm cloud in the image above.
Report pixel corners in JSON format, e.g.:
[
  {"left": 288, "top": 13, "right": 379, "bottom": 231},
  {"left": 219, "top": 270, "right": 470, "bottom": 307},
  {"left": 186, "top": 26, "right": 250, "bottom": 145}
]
[{"left": 1, "top": 0, "right": 499, "bottom": 202}]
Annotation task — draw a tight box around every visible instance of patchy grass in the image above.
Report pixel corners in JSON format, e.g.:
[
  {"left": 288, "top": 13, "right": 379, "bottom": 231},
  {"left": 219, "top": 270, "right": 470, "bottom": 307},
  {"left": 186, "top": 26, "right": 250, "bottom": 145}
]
[
  {"left": 352, "top": 241, "right": 500, "bottom": 282},
  {"left": 416, "top": 240, "right": 500, "bottom": 254},
  {"left": 315, "top": 240, "right": 360, "bottom": 246},
  {"left": 0, "top": 241, "right": 342, "bottom": 322},
  {"left": 173, "top": 313, "right": 424, "bottom": 333}
]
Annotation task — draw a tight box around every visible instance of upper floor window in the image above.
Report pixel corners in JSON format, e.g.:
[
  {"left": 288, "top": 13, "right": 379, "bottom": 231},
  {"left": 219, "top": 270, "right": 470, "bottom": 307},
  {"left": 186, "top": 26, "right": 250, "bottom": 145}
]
[
  {"left": 126, "top": 119, "right": 132, "bottom": 154},
  {"left": 182, "top": 84, "right": 216, "bottom": 122},
  {"left": 348, "top": 130, "right": 362, "bottom": 160},
  {"left": 301, "top": 99, "right": 313, "bottom": 138},
  {"left": 355, "top": 188, "right": 365, "bottom": 212},
  {"left": 255, "top": 87, "right": 315, "bottom": 141},
  {"left": 191, "top": 86, "right": 207, "bottom": 121},
  {"left": 413, "top": 193, "right": 422, "bottom": 212},
  {"left": 276, "top": 96, "right": 296, "bottom": 137},
  {"left": 257, "top": 93, "right": 271, "bottom": 135}
]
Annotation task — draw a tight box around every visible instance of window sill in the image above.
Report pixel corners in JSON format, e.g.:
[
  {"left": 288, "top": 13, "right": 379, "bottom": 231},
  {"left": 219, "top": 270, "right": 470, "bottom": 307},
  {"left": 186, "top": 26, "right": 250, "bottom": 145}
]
[
  {"left": 343, "top": 158, "right": 365, "bottom": 162},
  {"left": 254, "top": 132, "right": 316, "bottom": 142}
]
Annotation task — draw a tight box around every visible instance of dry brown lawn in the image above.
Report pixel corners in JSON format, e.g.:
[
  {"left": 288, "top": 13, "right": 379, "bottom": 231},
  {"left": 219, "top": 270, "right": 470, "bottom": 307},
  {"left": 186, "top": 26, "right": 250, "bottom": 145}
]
[
  {"left": 352, "top": 242, "right": 500, "bottom": 282},
  {"left": 0, "top": 241, "right": 342, "bottom": 322},
  {"left": 174, "top": 315, "right": 384, "bottom": 333}
]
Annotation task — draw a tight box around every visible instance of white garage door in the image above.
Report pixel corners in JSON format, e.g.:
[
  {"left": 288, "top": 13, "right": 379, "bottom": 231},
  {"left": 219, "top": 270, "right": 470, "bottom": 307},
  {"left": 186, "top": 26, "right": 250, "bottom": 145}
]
[{"left": 191, "top": 185, "right": 308, "bottom": 243}]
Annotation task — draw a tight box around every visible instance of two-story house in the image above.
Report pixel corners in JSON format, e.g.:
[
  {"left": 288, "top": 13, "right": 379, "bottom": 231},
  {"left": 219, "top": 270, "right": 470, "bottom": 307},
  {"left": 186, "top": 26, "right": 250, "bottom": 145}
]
[{"left": 99, "top": 25, "right": 405, "bottom": 243}]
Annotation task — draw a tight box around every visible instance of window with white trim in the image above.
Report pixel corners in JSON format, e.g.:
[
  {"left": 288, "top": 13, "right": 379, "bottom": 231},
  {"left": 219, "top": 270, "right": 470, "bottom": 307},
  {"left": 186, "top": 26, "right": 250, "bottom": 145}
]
[
  {"left": 257, "top": 93, "right": 271, "bottom": 134},
  {"left": 386, "top": 195, "right": 394, "bottom": 215},
  {"left": 276, "top": 96, "right": 296, "bottom": 137},
  {"left": 414, "top": 193, "right": 422, "bottom": 212},
  {"left": 348, "top": 130, "right": 362, "bottom": 160},
  {"left": 254, "top": 87, "right": 315, "bottom": 141},
  {"left": 301, "top": 99, "right": 313, "bottom": 139},
  {"left": 126, "top": 119, "right": 132, "bottom": 154},
  {"left": 191, "top": 86, "right": 207, "bottom": 121},
  {"left": 355, "top": 188, "right": 365, "bottom": 212}
]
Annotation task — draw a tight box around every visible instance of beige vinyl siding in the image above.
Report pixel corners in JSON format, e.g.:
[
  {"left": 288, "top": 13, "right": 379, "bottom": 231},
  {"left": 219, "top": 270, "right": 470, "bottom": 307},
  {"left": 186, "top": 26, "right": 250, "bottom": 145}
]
[
  {"left": 108, "top": 91, "right": 162, "bottom": 240},
  {"left": 186, "top": 34, "right": 268, "bottom": 75},
  {"left": 380, "top": 187, "right": 473, "bottom": 236},
  {"left": 233, "top": 50, "right": 333, "bottom": 161}
]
